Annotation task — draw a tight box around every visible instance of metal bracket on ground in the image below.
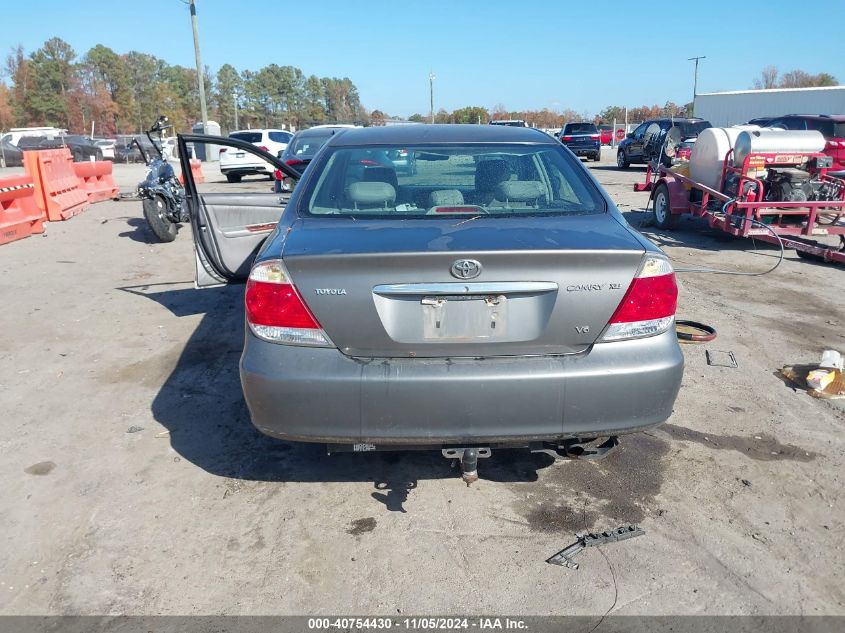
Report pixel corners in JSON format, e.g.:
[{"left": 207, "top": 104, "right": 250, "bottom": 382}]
[{"left": 547, "top": 525, "right": 645, "bottom": 570}]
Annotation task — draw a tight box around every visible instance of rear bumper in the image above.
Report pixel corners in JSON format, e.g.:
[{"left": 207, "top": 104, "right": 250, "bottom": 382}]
[
  {"left": 564, "top": 143, "right": 600, "bottom": 156},
  {"left": 240, "top": 328, "right": 684, "bottom": 445},
  {"left": 220, "top": 162, "right": 272, "bottom": 175}
]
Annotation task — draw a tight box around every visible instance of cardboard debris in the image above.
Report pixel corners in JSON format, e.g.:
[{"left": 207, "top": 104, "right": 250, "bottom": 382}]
[{"left": 780, "top": 364, "right": 845, "bottom": 400}]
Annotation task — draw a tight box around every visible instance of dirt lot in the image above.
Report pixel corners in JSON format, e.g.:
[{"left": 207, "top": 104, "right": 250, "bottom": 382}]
[{"left": 1, "top": 154, "right": 843, "bottom": 616}]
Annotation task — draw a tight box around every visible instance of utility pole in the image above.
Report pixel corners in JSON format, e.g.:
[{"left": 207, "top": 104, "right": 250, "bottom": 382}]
[
  {"left": 688, "top": 56, "right": 706, "bottom": 116},
  {"left": 233, "top": 92, "right": 239, "bottom": 131},
  {"left": 190, "top": 0, "right": 209, "bottom": 136},
  {"left": 429, "top": 72, "right": 435, "bottom": 124}
]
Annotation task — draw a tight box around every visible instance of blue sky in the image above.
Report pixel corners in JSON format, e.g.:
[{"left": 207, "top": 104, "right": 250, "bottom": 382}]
[{"left": 3, "top": 0, "right": 843, "bottom": 117}]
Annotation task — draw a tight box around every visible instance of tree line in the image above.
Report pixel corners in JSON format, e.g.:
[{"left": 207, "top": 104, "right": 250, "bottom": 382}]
[
  {"left": 398, "top": 102, "right": 693, "bottom": 128},
  {"left": 753, "top": 66, "right": 837, "bottom": 90},
  {"left": 0, "top": 37, "right": 367, "bottom": 135}
]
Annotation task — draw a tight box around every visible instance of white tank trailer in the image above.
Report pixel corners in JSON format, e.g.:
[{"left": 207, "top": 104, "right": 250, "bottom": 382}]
[
  {"left": 733, "top": 129, "right": 826, "bottom": 167},
  {"left": 689, "top": 127, "right": 826, "bottom": 191}
]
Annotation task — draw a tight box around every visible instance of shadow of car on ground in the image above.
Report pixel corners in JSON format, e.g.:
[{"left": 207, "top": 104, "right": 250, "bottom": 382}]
[{"left": 125, "top": 284, "right": 558, "bottom": 511}]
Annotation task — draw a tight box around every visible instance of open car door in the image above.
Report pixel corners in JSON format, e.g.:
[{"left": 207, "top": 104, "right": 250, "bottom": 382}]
[{"left": 177, "top": 133, "right": 300, "bottom": 287}]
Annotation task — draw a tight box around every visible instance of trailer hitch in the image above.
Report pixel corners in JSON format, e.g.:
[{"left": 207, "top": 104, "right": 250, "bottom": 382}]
[{"left": 442, "top": 447, "right": 491, "bottom": 485}]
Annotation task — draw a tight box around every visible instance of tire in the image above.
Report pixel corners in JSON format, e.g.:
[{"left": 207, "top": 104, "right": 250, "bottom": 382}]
[
  {"left": 142, "top": 196, "right": 178, "bottom": 242},
  {"left": 226, "top": 173, "right": 242, "bottom": 183},
  {"left": 96, "top": 150, "right": 103, "bottom": 161},
  {"left": 72, "top": 150, "right": 83, "bottom": 162},
  {"left": 617, "top": 150, "right": 629, "bottom": 169},
  {"left": 652, "top": 183, "right": 678, "bottom": 230},
  {"left": 593, "top": 151, "right": 601, "bottom": 162}
]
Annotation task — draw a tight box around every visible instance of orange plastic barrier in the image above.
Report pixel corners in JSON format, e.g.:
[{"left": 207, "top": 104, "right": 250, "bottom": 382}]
[
  {"left": 179, "top": 159, "right": 205, "bottom": 185},
  {"left": 0, "top": 175, "right": 46, "bottom": 246},
  {"left": 73, "top": 160, "right": 120, "bottom": 203},
  {"left": 23, "top": 148, "right": 90, "bottom": 221}
]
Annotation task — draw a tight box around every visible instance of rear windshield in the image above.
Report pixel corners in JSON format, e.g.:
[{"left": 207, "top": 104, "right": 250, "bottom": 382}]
[
  {"left": 289, "top": 131, "right": 336, "bottom": 156},
  {"left": 564, "top": 123, "right": 597, "bottom": 135},
  {"left": 268, "top": 131, "right": 292, "bottom": 143},
  {"left": 301, "top": 144, "right": 605, "bottom": 218},
  {"left": 677, "top": 121, "right": 711, "bottom": 137},
  {"left": 230, "top": 132, "right": 262, "bottom": 143}
]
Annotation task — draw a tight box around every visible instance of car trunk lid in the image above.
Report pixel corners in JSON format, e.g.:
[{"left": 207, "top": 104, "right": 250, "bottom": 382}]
[{"left": 282, "top": 215, "right": 645, "bottom": 358}]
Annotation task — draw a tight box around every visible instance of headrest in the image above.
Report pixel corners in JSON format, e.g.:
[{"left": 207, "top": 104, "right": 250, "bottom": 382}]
[
  {"left": 428, "top": 189, "right": 465, "bottom": 207},
  {"left": 496, "top": 180, "right": 544, "bottom": 202},
  {"left": 475, "top": 159, "right": 511, "bottom": 191},
  {"left": 346, "top": 181, "right": 396, "bottom": 207}
]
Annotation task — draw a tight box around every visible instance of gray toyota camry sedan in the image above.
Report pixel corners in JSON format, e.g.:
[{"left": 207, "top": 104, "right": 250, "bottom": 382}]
[{"left": 179, "top": 125, "right": 683, "bottom": 481}]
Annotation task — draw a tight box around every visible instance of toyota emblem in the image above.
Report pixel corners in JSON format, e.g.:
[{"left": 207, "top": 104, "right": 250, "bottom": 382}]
[{"left": 451, "top": 259, "right": 482, "bottom": 279}]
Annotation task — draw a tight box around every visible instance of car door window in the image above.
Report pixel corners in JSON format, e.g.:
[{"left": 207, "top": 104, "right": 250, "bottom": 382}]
[
  {"left": 181, "top": 136, "right": 300, "bottom": 285},
  {"left": 631, "top": 123, "right": 649, "bottom": 139},
  {"left": 782, "top": 117, "right": 807, "bottom": 131},
  {"left": 268, "top": 131, "right": 292, "bottom": 144}
]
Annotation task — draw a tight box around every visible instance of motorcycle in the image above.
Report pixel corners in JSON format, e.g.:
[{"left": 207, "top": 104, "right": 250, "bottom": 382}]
[{"left": 135, "top": 116, "right": 187, "bottom": 242}]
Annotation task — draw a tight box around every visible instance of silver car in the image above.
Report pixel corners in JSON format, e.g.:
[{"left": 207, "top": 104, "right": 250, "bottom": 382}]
[{"left": 179, "top": 125, "right": 683, "bottom": 481}]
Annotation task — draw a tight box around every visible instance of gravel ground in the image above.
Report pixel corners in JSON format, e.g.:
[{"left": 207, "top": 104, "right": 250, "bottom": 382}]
[{"left": 0, "top": 153, "right": 843, "bottom": 616}]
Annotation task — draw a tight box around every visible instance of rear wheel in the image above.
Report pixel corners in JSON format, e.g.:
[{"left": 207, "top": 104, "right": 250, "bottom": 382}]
[
  {"left": 617, "top": 150, "right": 629, "bottom": 169},
  {"left": 652, "top": 183, "right": 678, "bottom": 230},
  {"left": 593, "top": 151, "right": 601, "bottom": 162},
  {"left": 226, "top": 173, "right": 242, "bottom": 183},
  {"left": 142, "top": 195, "right": 178, "bottom": 242}
]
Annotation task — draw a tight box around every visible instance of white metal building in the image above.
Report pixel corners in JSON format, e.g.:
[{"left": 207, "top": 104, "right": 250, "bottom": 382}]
[{"left": 693, "top": 86, "right": 845, "bottom": 126}]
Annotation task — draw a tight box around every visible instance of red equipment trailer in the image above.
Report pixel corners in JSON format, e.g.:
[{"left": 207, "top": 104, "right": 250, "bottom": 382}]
[{"left": 633, "top": 149, "right": 845, "bottom": 264}]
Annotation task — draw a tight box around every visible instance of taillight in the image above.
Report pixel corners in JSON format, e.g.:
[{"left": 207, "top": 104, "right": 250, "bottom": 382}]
[
  {"left": 600, "top": 256, "right": 677, "bottom": 341},
  {"left": 219, "top": 148, "right": 227, "bottom": 154},
  {"left": 245, "top": 260, "right": 330, "bottom": 346},
  {"left": 285, "top": 158, "right": 304, "bottom": 166},
  {"left": 562, "top": 136, "right": 573, "bottom": 141},
  {"left": 259, "top": 145, "right": 269, "bottom": 152},
  {"left": 273, "top": 169, "right": 283, "bottom": 180},
  {"left": 590, "top": 134, "right": 600, "bottom": 140}
]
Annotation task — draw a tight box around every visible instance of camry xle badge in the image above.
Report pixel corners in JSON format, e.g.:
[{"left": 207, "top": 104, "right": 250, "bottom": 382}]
[
  {"left": 315, "top": 288, "right": 347, "bottom": 295},
  {"left": 566, "top": 282, "right": 624, "bottom": 292},
  {"left": 451, "top": 259, "right": 482, "bottom": 279}
]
